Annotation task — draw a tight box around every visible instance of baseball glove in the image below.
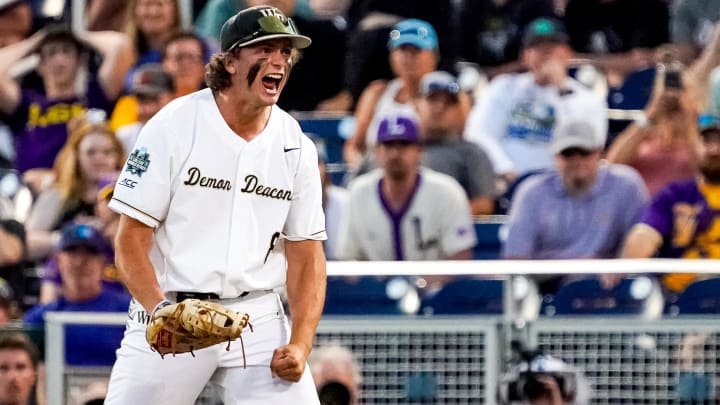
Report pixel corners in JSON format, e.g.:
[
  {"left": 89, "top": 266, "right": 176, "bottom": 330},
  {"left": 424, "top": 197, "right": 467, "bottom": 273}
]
[{"left": 146, "top": 299, "right": 252, "bottom": 361}]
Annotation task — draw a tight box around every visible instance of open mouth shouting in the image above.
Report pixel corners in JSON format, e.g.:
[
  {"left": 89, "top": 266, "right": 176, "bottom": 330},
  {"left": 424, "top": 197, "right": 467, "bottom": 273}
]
[{"left": 262, "top": 73, "right": 283, "bottom": 95}]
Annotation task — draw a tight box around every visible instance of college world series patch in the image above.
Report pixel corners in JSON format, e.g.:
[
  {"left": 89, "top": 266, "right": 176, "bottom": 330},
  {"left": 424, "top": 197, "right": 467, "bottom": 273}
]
[{"left": 126, "top": 147, "right": 151, "bottom": 177}]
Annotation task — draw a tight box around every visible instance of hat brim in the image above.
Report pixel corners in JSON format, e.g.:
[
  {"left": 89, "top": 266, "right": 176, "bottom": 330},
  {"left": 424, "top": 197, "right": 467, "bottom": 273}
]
[
  {"left": 551, "top": 136, "right": 598, "bottom": 154},
  {"left": 389, "top": 37, "right": 436, "bottom": 50},
  {"left": 524, "top": 34, "right": 569, "bottom": 49},
  {"left": 228, "top": 33, "right": 312, "bottom": 51},
  {"left": 131, "top": 85, "right": 172, "bottom": 97}
]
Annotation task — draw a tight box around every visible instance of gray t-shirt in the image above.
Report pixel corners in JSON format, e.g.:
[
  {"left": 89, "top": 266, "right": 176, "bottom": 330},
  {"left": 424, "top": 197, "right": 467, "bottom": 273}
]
[{"left": 421, "top": 138, "right": 497, "bottom": 199}]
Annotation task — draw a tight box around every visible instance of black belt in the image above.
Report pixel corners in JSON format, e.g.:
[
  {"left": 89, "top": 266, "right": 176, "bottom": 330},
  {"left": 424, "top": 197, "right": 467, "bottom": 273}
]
[{"left": 175, "top": 291, "right": 249, "bottom": 301}]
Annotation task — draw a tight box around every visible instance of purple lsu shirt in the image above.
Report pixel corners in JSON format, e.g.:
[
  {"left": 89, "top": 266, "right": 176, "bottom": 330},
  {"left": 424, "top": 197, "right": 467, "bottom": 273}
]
[{"left": 641, "top": 179, "right": 720, "bottom": 258}]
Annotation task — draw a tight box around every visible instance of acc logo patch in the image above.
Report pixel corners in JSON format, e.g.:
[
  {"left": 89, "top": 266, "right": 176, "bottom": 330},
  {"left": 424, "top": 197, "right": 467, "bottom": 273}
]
[
  {"left": 119, "top": 178, "right": 137, "bottom": 189},
  {"left": 126, "top": 147, "right": 151, "bottom": 177}
]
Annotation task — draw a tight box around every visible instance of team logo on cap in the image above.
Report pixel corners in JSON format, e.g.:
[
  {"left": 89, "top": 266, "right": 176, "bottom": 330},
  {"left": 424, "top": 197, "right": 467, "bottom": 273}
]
[{"left": 126, "top": 147, "right": 151, "bottom": 177}]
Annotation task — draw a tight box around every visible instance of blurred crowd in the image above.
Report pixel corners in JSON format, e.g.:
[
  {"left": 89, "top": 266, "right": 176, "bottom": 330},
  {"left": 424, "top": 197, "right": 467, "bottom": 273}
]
[{"left": 0, "top": 0, "right": 719, "bottom": 403}]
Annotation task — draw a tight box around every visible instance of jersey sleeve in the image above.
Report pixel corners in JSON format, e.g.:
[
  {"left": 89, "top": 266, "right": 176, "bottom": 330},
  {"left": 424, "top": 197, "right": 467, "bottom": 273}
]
[
  {"left": 283, "top": 133, "right": 327, "bottom": 241},
  {"left": 335, "top": 183, "right": 366, "bottom": 260},
  {"left": 439, "top": 177, "right": 477, "bottom": 257},
  {"left": 108, "top": 114, "right": 176, "bottom": 228}
]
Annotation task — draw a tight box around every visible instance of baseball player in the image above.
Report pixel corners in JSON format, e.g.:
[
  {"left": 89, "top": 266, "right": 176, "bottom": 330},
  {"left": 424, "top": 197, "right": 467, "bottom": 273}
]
[{"left": 104, "top": 6, "right": 327, "bottom": 404}]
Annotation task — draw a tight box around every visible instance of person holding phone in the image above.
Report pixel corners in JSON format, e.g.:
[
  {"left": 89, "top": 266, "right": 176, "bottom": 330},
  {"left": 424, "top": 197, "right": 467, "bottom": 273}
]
[{"left": 606, "top": 63, "right": 700, "bottom": 197}]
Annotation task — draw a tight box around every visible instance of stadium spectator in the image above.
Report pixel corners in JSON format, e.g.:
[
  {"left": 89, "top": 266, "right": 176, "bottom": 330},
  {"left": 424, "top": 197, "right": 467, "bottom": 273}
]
[
  {"left": 309, "top": 344, "right": 362, "bottom": 405},
  {"left": 324, "top": 0, "right": 456, "bottom": 111},
  {"left": 337, "top": 115, "right": 476, "bottom": 261},
  {"left": 343, "top": 18, "right": 440, "bottom": 168},
  {"left": 616, "top": 115, "right": 720, "bottom": 293},
  {"left": 463, "top": 18, "right": 607, "bottom": 186},
  {"left": 456, "top": 0, "right": 558, "bottom": 79},
  {"left": 111, "top": 32, "right": 205, "bottom": 130},
  {"left": 162, "top": 31, "right": 208, "bottom": 97},
  {"left": 563, "top": 0, "right": 669, "bottom": 86},
  {"left": 0, "top": 0, "right": 32, "bottom": 48},
  {"left": 0, "top": 332, "right": 40, "bottom": 405},
  {"left": 123, "top": 0, "right": 183, "bottom": 91},
  {"left": 671, "top": 0, "right": 720, "bottom": 65},
  {"left": 606, "top": 65, "right": 700, "bottom": 197},
  {"left": 417, "top": 71, "right": 496, "bottom": 215},
  {"left": 23, "top": 223, "right": 129, "bottom": 366},
  {"left": 114, "top": 64, "right": 175, "bottom": 155},
  {"left": 502, "top": 120, "right": 648, "bottom": 294},
  {"left": 25, "top": 111, "right": 124, "bottom": 261},
  {"left": 0, "top": 25, "right": 131, "bottom": 191},
  {"left": 39, "top": 175, "right": 125, "bottom": 305}
]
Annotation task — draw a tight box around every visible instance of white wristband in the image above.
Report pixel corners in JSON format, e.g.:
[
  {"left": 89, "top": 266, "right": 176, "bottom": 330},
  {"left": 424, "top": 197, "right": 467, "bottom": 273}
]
[{"left": 150, "top": 299, "right": 171, "bottom": 319}]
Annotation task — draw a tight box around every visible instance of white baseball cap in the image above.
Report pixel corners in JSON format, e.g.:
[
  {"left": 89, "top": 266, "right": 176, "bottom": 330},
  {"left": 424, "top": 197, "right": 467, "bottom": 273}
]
[{"left": 551, "top": 120, "right": 604, "bottom": 154}]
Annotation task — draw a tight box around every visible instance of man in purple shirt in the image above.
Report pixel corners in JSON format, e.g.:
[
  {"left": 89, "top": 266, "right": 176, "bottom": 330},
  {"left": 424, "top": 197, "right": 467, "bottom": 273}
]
[
  {"left": 619, "top": 115, "right": 720, "bottom": 292},
  {"left": 503, "top": 119, "right": 648, "bottom": 293}
]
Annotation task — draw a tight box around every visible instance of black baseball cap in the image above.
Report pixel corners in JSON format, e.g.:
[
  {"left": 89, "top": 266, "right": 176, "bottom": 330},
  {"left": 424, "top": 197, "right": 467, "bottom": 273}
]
[
  {"left": 130, "top": 64, "right": 175, "bottom": 97},
  {"left": 522, "top": 18, "right": 569, "bottom": 49},
  {"left": 219, "top": 5, "right": 311, "bottom": 52},
  {"left": 58, "top": 223, "right": 111, "bottom": 254}
]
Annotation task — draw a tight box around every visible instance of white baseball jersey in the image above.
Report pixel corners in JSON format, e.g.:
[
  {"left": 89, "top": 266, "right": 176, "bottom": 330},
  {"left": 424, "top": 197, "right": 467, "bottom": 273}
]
[
  {"left": 109, "top": 88, "right": 326, "bottom": 298},
  {"left": 336, "top": 167, "right": 476, "bottom": 260},
  {"left": 464, "top": 72, "right": 607, "bottom": 175}
]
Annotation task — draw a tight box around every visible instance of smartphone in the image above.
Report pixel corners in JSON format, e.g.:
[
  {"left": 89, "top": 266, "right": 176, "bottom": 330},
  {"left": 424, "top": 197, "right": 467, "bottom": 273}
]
[{"left": 665, "top": 69, "right": 683, "bottom": 90}]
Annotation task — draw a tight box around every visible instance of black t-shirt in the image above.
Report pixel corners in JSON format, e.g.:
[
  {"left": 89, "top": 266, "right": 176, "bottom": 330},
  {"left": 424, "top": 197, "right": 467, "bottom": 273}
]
[
  {"left": 564, "top": 0, "right": 669, "bottom": 54},
  {"left": 278, "top": 16, "right": 348, "bottom": 112},
  {"left": 458, "top": 0, "right": 557, "bottom": 67}
]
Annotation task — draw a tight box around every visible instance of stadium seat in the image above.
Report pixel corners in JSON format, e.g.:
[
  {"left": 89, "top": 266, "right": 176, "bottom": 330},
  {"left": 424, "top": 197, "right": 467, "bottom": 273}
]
[
  {"left": 324, "top": 276, "right": 417, "bottom": 315},
  {"left": 473, "top": 220, "right": 504, "bottom": 260},
  {"left": 668, "top": 277, "right": 720, "bottom": 315},
  {"left": 421, "top": 277, "right": 505, "bottom": 315},
  {"left": 421, "top": 276, "right": 541, "bottom": 318},
  {"left": 542, "top": 276, "right": 663, "bottom": 318}
]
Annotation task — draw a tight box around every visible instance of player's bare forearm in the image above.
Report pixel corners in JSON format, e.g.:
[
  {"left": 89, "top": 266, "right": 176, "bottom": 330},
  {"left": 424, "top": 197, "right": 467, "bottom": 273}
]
[
  {"left": 115, "top": 215, "right": 166, "bottom": 313},
  {"left": 284, "top": 239, "right": 326, "bottom": 356}
]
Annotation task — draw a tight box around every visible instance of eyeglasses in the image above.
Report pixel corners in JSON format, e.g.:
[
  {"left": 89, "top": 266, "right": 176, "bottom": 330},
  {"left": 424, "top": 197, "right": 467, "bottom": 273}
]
[
  {"left": 168, "top": 53, "right": 204, "bottom": 64},
  {"left": 559, "top": 147, "right": 594, "bottom": 158}
]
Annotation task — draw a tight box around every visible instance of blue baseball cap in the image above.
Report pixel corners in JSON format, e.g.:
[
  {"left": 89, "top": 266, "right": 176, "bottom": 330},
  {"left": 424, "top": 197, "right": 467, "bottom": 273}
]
[
  {"left": 420, "top": 71, "right": 460, "bottom": 98},
  {"left": 58, "top": 223, "right": 111, "bottom": 254},
  {"left": 377, "top": 116, "right": 420, "bottom": 144},
  {"left": 388, "top": 19, "right": 438, "bottom": 50},
  {"left": 699, "top": 114, "right": 720, "bottom": 134}
]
